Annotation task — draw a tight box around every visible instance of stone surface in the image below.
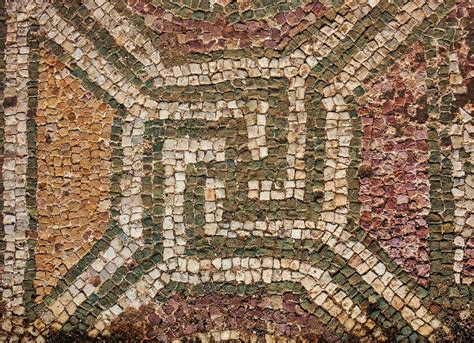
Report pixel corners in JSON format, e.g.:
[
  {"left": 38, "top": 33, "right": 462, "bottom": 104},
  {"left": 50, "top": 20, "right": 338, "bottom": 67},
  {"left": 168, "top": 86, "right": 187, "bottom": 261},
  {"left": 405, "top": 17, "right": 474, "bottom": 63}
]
[
  {"left": 359, "top": 43, "right": 431, "bottom": 286},
  {"left": 34, "top": 49, "right": 114, "bottom": 299},
  {"left": 0, "top": 0, "right": 472, "bottom": 342}
]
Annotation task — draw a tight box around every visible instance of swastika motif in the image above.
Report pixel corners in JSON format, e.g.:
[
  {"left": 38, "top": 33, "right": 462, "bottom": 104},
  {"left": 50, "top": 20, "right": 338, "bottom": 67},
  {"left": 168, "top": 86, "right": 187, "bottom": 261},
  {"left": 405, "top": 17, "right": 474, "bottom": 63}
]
[{"left": 0, "top": 0, "right": 472, "bottom": 341}]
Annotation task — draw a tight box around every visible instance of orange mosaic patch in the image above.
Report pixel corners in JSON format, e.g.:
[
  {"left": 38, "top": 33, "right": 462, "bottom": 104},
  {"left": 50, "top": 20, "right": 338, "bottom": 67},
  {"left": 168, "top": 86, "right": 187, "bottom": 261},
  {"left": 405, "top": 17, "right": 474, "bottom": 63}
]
[{"left": 33, "top": 49, "right": 114, "bottom": 298}]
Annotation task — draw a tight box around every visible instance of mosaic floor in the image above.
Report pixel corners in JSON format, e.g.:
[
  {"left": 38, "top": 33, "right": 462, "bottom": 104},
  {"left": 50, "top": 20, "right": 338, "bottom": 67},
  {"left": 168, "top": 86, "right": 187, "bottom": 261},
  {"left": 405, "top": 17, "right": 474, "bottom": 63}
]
[{"left": 0, "top": 0, "right": 473, "bottom": 342}]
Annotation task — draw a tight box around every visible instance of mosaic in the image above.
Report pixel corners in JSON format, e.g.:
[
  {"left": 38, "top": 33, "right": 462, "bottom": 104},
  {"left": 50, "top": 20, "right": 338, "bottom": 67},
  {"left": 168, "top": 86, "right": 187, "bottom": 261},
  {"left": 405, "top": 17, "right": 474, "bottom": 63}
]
[{"left": 0, "top": 0, "right": 473, "bottom": 341}]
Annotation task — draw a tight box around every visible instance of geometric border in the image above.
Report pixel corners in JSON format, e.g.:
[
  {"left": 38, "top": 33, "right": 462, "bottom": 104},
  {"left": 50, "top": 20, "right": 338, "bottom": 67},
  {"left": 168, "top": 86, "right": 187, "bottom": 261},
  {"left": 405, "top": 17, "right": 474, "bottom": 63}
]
[
  {"left": 1, "top": 0, "right": 472, "bottom": 341},
  {"left": 27, "top": 0, "right": 458, "bottom": 336}
]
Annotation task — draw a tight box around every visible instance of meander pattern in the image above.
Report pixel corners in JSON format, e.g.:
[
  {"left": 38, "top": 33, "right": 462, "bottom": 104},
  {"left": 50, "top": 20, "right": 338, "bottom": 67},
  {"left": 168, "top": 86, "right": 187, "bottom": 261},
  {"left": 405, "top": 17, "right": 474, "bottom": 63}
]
[{"left": 0, "top": 0, "right": 472, "bottom": 341}]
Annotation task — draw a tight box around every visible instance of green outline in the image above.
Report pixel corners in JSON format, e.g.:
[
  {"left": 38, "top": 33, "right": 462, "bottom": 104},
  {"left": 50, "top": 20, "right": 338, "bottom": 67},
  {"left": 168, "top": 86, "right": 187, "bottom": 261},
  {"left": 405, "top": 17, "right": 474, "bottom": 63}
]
[
  {"left": 423, "top": 18, "right": 471, "bottom": 312},
  {"left": 23, "top": 18, "right": 40, "bottom": 321},
  {"left": 142, "top": 0, "right": 317, "bottom": 22}
]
